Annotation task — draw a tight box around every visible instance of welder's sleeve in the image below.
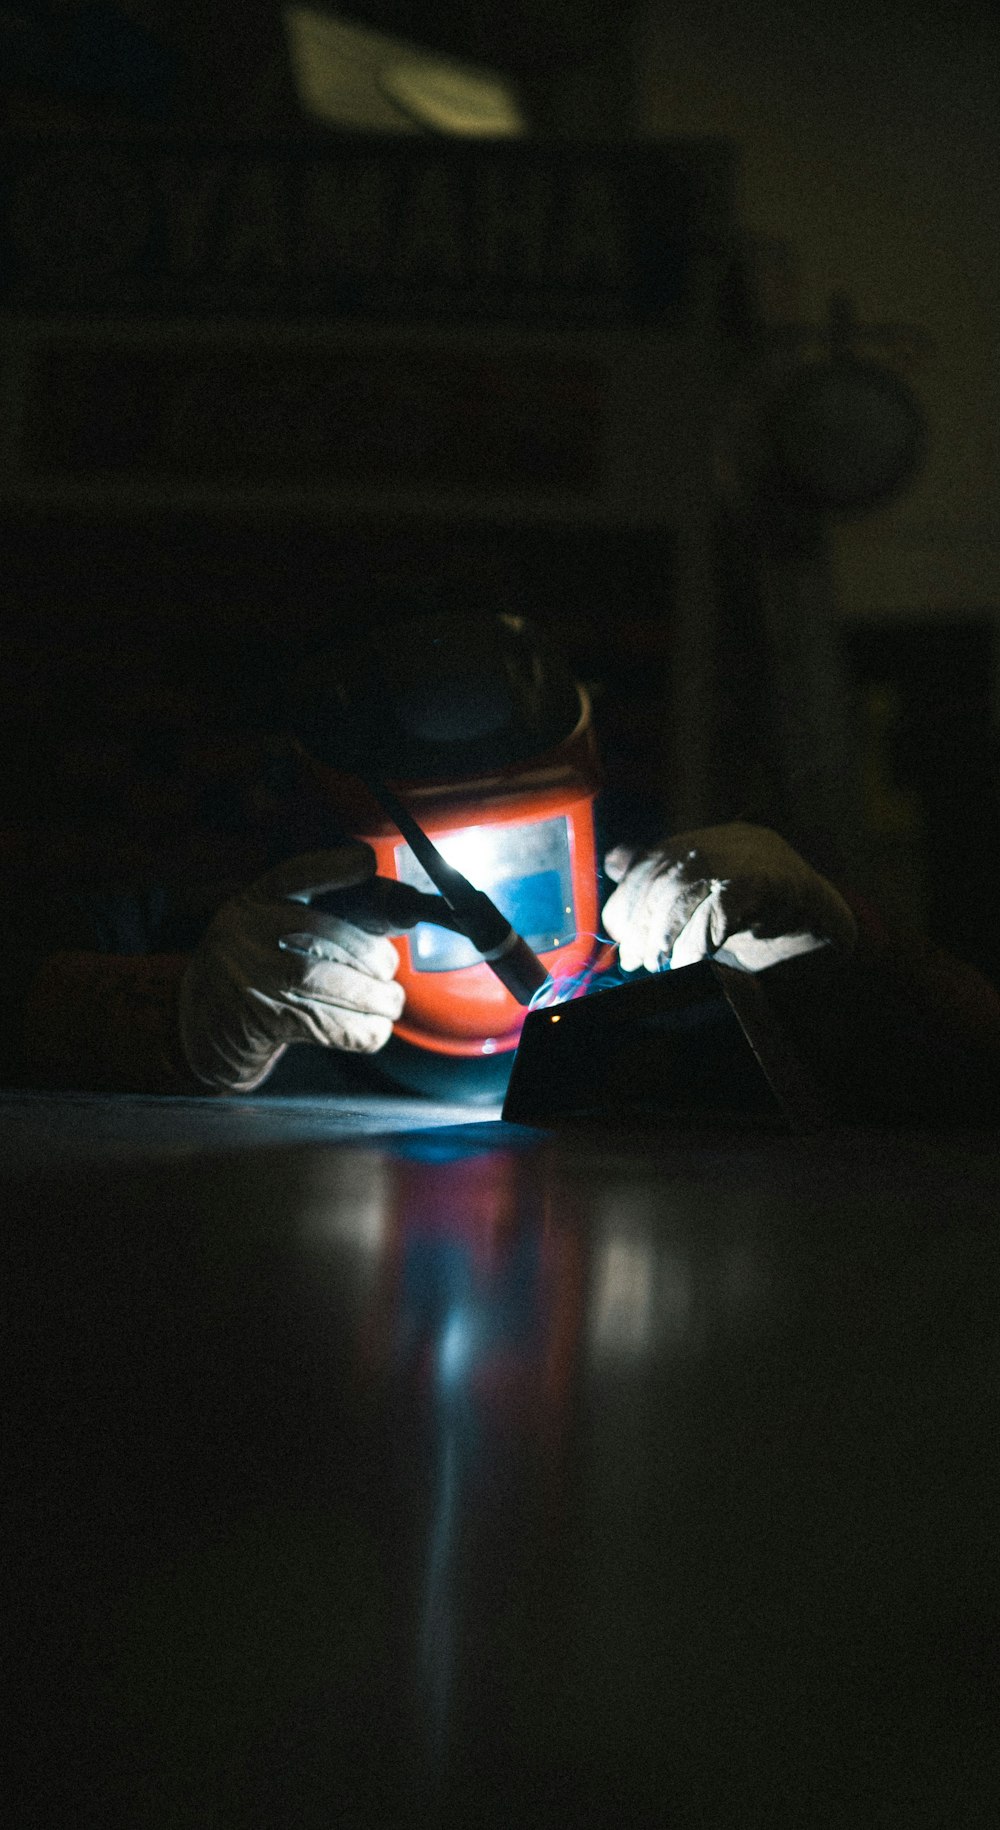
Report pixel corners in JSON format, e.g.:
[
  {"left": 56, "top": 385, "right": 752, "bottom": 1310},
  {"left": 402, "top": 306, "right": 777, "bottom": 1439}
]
[
  {"left": 0, "top": 880, "right": 202, "bottom": 1094},
  {"left": 755, "top": 893, "right": 1000, "bottom": 1127},
  {"left": 20, "top": 950, "right": 201, "bottom": 1094}
]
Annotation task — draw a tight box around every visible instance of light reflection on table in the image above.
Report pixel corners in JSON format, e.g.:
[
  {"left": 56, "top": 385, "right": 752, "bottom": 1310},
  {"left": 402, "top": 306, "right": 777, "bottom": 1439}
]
[{"left": 7, "top": 1118, "right": 1000, "bottom": 1827}]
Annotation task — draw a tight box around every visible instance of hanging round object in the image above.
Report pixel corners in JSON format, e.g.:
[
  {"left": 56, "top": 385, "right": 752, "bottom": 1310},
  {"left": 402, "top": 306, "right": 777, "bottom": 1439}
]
[{"left": 768, "top": 355, "right": 927, "bottom": 515}]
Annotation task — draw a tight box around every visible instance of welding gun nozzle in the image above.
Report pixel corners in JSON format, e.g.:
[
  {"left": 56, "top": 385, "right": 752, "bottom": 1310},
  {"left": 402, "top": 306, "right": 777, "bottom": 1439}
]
[{"left": 482, "top": 931, "right": 552, "bottom": 1007}]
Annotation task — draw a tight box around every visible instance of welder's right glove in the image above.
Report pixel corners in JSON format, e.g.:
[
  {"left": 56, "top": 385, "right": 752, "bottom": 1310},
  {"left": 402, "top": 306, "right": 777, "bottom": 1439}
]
[
  {"left": 178, "top": 845, "right": 408, "bottom": 1092},
  {"left": 602, "top": 823, "right": 858, "bottom": 974}
]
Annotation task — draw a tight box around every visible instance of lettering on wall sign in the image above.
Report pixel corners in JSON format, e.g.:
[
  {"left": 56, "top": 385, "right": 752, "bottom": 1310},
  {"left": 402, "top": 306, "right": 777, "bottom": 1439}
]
[{"left": 0, "top": 138, "right": 733, "bottom": 323}]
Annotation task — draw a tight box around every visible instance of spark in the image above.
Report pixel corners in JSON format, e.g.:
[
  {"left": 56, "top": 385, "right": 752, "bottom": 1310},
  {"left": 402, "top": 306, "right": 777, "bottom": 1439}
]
[{"left": 527, "top": 933, "right": 643, "bottom": 1013}]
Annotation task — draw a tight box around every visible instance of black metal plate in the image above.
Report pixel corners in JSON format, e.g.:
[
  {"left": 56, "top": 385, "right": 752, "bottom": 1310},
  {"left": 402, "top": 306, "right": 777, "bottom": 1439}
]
[{"left": 503, "top": 959, "right": 832, "bottom": 1131}]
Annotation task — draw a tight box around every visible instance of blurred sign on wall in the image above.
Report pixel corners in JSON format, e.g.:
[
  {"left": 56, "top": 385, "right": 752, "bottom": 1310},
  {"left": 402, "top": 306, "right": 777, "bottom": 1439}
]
[{"left": 0, "top": 135, "right": 733, "bottom": 326}]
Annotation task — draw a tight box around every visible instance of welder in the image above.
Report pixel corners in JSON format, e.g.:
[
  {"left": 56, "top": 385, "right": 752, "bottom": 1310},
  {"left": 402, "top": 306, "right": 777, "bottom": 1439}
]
[{"left": 5, "top": 611, "right": 1000, "bottom": 1123}]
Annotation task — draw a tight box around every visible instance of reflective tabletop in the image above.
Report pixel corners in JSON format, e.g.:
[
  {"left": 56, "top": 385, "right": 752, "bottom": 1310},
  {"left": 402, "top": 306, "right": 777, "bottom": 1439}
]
[{"left": 7, "top": 1101, "right": 1000, "bottom": 1827}]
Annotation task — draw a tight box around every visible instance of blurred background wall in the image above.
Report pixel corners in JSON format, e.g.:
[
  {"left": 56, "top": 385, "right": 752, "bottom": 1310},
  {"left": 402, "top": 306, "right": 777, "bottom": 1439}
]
[
  {"left": 640, "top": 0, "right": 1000, "bottom": 970},
  {"left": 640, "top": 0, "right": 1000, "bottom": 617},
  {"left": 3, "top": 1, "right": 999, "bottom": 975}
]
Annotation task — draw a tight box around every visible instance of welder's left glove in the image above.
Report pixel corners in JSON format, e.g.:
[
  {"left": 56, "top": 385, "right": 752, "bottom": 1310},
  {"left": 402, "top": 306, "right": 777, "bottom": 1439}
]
[
  {"left": 177, "top": 845, "right": 452, "bottom": 1093},
  {"left": 602, "top": 823, "right": 857, "bottom": 974}
]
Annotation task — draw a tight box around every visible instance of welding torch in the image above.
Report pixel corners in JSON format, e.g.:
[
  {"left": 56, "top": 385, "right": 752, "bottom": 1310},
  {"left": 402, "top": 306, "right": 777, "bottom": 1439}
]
[
  {"left": 361, "top": 771, "right": 552, "bottom": 1007},
  {"left": 298, "top": 725, "right": 552, "bottom": 1007}
]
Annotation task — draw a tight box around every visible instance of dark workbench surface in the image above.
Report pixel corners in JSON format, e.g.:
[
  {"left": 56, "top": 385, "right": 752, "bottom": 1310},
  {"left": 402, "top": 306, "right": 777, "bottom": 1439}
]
[
  {"left": 6, "top": 1091, "right": 999, "bottom": 1827},
  {"left": 0, "top": 1086, "right": 504, "bottom": 1172}
]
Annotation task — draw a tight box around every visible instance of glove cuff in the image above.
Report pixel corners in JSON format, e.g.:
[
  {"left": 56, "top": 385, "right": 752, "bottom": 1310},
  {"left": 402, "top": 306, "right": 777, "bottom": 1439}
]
[{"left": 177, "top": 960, "right": 288, "bottom": 1094}]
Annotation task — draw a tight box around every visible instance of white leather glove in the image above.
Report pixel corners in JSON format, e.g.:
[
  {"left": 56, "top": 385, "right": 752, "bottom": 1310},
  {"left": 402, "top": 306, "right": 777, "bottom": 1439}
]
[
  {"left": 179, "top": 845, "right": 409, "bottom": 1092},
  {"left": 602, "top": 823, "right": 857, "bottom": 974}
]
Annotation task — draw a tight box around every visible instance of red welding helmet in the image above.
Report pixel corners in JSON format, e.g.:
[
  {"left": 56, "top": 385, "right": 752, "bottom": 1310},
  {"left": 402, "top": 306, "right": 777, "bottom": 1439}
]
[{"left": 293, "top": 612, "right": 606, "bottom": 1100}]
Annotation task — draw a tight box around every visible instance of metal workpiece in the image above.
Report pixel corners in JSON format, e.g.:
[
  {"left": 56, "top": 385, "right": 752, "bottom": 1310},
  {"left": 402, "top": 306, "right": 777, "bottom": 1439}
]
[
  {"left": 504, "top": 957, "right": 832, "bottom": 1129},
  {"left": 6, "top": 1105, "right": 1000, "bottom": 1827}
]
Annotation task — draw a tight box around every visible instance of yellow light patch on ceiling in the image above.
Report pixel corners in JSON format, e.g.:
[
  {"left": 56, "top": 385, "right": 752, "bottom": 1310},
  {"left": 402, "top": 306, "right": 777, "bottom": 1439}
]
[{"left": 284, "top": 8, "right": 525, "bottom": 137}]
